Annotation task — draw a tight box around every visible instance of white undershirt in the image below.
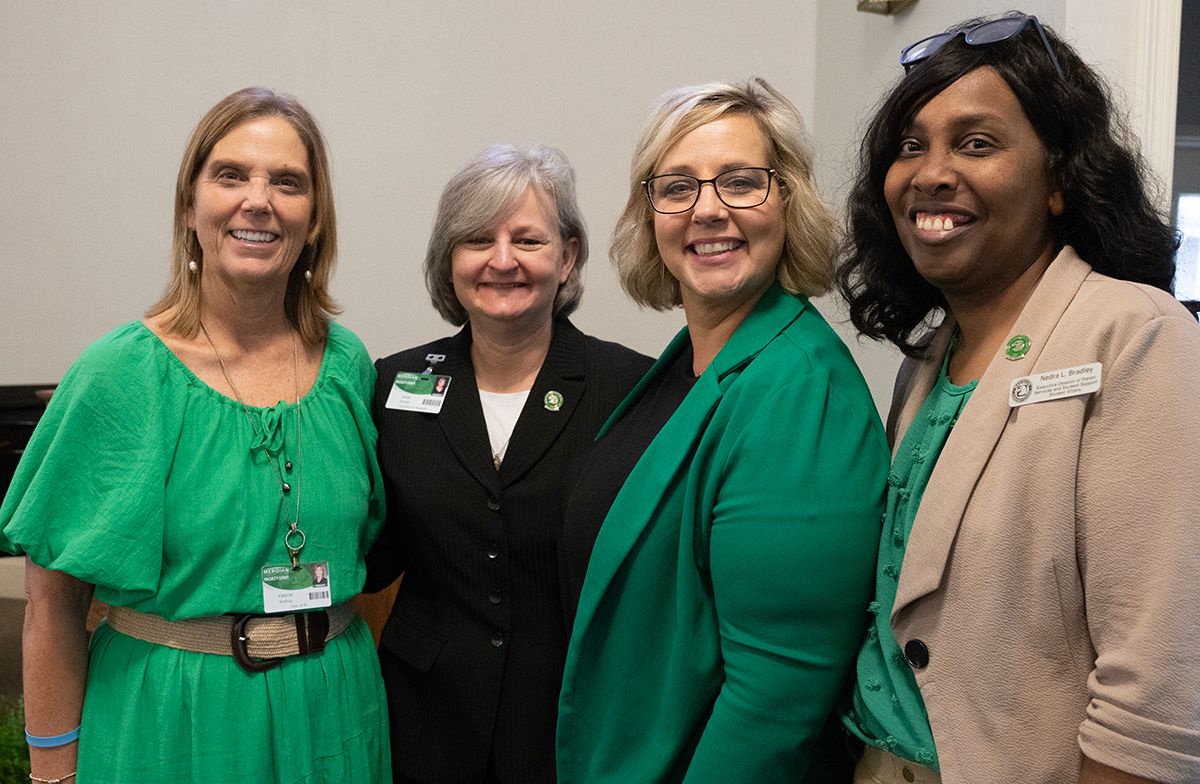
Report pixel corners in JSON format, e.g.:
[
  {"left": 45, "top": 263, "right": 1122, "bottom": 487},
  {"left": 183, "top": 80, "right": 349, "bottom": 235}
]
[{"left": 478, "top": 388, "right": 530, "bottom": 467}]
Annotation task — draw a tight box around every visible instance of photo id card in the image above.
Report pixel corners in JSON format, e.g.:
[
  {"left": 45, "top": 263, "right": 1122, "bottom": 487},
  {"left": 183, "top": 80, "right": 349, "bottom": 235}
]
[
  {"left": 261, "top": 561, "right": 332, "bottom": 613},
  {"left": 385, "top": 371, "right": 452, "bottom": 413}
]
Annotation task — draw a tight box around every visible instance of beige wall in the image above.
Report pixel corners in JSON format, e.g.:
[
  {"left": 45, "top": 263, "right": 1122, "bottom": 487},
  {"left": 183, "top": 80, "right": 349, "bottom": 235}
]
[{"left": 0, "top": 0, "right": 1172, "bottom": 416}]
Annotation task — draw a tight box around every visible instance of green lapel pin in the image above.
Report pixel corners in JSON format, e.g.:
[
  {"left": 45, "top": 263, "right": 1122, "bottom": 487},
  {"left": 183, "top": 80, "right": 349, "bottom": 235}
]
[{"left": 1005, "top": 334, "right": 1031, "bottom": 361}]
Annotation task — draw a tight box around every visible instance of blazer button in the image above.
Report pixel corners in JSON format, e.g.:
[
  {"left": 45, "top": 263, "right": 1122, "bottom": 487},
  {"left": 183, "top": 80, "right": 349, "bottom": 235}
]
[
  {"left": 904, "top": 639, "right": 929, "bottom": 669},
  {"left": 491, "top": 633, "right": 505, "bottom": 648},
  {"left": 488, "top": 591, "right": 502, "bottom": 605},
  {"left": 486, "top": 497, "right": 501, "bottom": 511},
  {"left": 487, "top": 545, "right": 499, "bottom": 559}
]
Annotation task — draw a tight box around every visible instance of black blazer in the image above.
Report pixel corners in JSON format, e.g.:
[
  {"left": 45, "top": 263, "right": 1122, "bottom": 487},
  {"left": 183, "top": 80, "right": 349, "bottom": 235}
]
[{"left": 367, "top": 318, "right": 651, "bottom": 784}]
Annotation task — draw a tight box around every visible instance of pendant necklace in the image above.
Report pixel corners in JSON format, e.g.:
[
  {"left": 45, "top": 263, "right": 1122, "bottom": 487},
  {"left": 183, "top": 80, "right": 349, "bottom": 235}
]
[
  {"left": 492, "top": 438, "right": 511, "bottom": 471},
  {"left": 200, "top": 321, "right": 306, "bottom": 568}
]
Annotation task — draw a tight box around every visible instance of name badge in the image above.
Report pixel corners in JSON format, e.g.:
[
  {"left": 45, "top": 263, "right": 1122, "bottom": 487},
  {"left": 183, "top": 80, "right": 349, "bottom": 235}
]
[
  {"left": 385, "top": 371, "right": 452, "bottom": 413},
  {"left": 1009, "top": 362, "right": 1102, "bottom": 408},
  {"left": 261, "top": 561, "right": 332, "bottom": 613}
]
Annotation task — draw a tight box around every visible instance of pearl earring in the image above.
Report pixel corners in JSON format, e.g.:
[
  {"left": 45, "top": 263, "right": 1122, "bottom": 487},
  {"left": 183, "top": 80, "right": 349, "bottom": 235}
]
[
  {"left": 304, "top": 267, "right": 313, "bottom": 282},
  {"left": 188, "top": 260, "right": 199, "bottom": 274}
]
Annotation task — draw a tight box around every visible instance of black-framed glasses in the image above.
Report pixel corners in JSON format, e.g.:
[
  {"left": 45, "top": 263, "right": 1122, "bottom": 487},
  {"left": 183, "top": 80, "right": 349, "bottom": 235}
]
[
  {"left": 900, "top": 14, "right": 1065, "bottom": 80},
  {"left": 642, "top": 167, "right": 776, "bottom": 214}
]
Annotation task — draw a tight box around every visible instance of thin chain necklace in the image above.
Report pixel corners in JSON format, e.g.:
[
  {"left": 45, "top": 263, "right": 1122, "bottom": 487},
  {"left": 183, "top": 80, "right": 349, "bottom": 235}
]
[{"left": 200, "top": 320, "right": 306, "bottom": 569}]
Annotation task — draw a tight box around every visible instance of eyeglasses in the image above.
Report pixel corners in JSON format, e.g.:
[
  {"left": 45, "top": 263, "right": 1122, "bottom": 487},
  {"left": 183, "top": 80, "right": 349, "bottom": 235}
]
[
  {"left": 642, "top": 167, "right": 776, "bottom": 215},
  {"left": 900, "top": 14, "right": 1065, "bottom": 80}
]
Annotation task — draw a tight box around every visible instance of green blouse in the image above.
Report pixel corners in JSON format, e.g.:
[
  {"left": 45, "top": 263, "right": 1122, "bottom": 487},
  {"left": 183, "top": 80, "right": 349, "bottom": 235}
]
[
  {"left": 1, "top": 320, "right": 384, "bottom": 614},
  {"left": 844, "top": 351, "right": 976, "bottom": 769},
  {"left": 0, "top": 321, "right": 390, "bottom": 783}
]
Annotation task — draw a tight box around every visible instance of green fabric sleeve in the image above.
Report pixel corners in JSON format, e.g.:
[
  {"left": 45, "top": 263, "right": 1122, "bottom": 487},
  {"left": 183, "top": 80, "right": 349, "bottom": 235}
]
[
  {"left": 683, "top": 352, "right": 887, "bottom": 782},
  {"left": 0, "top": 324, "right": 170, "bottom": 599}
]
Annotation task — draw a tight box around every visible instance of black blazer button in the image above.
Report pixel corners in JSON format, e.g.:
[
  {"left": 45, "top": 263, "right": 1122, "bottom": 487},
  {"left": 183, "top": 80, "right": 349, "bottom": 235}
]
[
  {"left": 491, "top": 633, "right": 505, "bottom": 648},
  {"left": 904, "top": 639, "right": 929, "bottom": 669},
  {"left": 486, "top": 497, "right": 501, "bottom": 511},
  {"left": 488, "top": 591, "right": 502, "bottom": 605}
]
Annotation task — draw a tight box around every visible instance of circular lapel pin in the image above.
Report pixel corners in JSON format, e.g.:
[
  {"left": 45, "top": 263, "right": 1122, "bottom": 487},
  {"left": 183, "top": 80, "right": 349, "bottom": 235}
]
[
  {"left": 543, "top": 390, "right": 563, "bottom": 411},
  {"left": 1005, "top": 334, "right": 1031, "bottom": 361}
]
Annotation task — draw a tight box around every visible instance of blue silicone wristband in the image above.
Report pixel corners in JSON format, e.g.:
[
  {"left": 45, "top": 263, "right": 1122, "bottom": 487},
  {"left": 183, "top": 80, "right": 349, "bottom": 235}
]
[{"left": 24, "top": 726, "right": 80, "bottom": 748}]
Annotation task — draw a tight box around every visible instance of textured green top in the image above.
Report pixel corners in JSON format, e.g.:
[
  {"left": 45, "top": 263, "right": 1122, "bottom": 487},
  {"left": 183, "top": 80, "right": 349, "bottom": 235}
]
[{"left": 844, "top": 352, "right": 976, "bottom": 769}]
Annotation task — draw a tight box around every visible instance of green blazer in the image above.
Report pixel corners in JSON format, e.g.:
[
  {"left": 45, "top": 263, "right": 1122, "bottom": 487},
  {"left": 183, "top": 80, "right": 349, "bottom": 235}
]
[{"left": 557, "top": 285, "right": 889, "bottom": 783}]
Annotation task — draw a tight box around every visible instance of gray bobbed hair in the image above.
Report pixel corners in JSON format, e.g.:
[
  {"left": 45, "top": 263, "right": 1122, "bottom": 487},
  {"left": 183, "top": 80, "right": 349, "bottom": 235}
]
[{"left": 425, "top": 143, "right": 588, "bottom": 326}]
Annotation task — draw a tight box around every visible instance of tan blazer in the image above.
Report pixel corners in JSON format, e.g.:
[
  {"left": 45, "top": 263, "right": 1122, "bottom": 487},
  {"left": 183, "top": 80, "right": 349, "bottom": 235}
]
[{"left": 888, "top": 248, "right": 1200, "bottom": 784}]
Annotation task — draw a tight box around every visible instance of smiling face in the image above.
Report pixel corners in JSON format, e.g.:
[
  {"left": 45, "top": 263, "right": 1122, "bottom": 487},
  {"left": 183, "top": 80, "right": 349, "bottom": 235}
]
[
  {"left": 187, "top": 116, "right": 314, "bottom": 293},
  {"left": 450, "top": 186, "right": 578, "bottom": 331},
  {"left": 652, "top": 113, "right": 785, "bottom": 321},
  {"left": 884, "top": 67, "right": 1063, "bottom": 307}
]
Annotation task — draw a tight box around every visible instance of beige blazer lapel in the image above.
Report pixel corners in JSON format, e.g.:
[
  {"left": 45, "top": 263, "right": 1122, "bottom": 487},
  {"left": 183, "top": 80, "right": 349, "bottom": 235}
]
[
  {"left": 893, "top": 248, "right": 1093, "bottom": 616},
  {"left": 887, "top": 325, "right": 953, "bottom": 454}
]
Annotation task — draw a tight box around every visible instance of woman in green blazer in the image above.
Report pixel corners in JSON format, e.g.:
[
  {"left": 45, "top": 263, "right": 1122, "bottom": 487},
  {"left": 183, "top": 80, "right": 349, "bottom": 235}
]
[{"left": 557, "top": 78, "right": 888, "bottom": 783}]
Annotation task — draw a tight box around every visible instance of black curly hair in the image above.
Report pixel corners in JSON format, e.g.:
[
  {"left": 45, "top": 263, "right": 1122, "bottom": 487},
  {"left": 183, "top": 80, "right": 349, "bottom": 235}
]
[{"left": 836, "top": 13, "right": 1179, "bottom": 356}]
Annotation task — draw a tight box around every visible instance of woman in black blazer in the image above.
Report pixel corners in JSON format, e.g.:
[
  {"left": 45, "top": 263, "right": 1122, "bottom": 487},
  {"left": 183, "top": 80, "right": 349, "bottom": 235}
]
[{"left": 366, "top": 143, "right": 651, "bottom": 784}]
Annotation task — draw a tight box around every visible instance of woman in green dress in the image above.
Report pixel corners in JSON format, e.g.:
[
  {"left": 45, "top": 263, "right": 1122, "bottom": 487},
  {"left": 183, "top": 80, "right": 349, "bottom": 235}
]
[{"left": 1, "top": 87, "right": 388, "bottom": 784}]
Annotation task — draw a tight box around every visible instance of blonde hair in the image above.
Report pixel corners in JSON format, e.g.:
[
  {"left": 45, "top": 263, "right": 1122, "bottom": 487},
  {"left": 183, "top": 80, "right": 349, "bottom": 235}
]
[
  {"left": 424, "top": 143, "right": 588, "bottom": 326},
  {"left": 612, "top": 77, "right": 836, "bottom": 309},
  {"left": 146, "top": 86, "right": 339, "bottom": 344}
]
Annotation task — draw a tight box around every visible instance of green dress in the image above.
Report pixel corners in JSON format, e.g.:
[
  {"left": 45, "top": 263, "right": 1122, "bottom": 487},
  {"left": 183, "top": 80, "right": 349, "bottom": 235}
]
[{"left": 0, "top": 321, "right": 389, "bottom": 784}]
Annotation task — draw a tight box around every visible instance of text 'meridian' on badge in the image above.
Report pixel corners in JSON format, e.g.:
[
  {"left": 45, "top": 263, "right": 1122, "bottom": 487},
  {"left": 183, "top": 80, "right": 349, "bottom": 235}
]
[
  {"left": 385, "top": 371, "right": 451, "bottom": 413},
  {"left": 261, "top": 562, "right": 331, "bottom": 613},
  {"left": 1009, "top": 362, "right": 1102, "bottom": 408}
]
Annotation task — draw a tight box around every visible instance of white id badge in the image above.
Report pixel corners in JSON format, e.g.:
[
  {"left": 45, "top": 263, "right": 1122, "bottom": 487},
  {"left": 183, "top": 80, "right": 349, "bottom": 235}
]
[
  {"left": 1009, "top": 362, "right": 1102, "bottom": 408},
  {"left": 385, "top": 372, "right": 451, "bottom": 413},
  {"left": 261, "top": 562, "right": 332, "bottom": 612}
]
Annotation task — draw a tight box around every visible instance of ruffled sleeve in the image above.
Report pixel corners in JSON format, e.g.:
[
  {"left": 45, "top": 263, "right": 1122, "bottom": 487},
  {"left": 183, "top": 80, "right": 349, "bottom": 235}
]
[{"left": 0, "top": 323, "right": 171, "bottom": 601}]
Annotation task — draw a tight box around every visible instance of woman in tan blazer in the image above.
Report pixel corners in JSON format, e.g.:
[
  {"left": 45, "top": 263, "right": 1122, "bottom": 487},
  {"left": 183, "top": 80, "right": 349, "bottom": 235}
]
[{"left": 836, "top": 12, "right": 1200, "bottom": 784}]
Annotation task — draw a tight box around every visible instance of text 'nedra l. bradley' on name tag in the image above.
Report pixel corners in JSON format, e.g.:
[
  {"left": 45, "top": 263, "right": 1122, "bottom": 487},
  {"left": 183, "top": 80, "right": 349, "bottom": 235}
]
[{"left": 1009, "top": 362, "right": 1102, "bottom": 408}]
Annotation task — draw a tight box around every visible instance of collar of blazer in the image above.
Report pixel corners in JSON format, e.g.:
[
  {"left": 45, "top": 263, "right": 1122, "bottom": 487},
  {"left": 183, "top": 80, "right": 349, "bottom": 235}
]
[
  {"left": 596, "top": 283, "right": 805, "bottom": 438},
  {"left": 891, "top": 246, "right": 1091, "bottom": 617},
  {"left": 571, "top": 283, "right": 810, "bottom": 640},
  {"left": 433, "top": 318, "right": 590, "bottom": 492}
]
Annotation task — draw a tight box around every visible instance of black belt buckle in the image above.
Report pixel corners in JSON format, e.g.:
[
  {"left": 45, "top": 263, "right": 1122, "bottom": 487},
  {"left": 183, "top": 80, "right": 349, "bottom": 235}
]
[
  {"left": 231, "top": 613, "right": 284, "bottom": 673},
  {"left": 294, "top": 609, "right": 330, "bottom": 655}
]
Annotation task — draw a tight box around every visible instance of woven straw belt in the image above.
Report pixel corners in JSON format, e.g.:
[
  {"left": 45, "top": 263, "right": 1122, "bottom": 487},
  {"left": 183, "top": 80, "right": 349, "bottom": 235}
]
[{"left": 106, "top": 604, "right": 357, "bottom": 672}]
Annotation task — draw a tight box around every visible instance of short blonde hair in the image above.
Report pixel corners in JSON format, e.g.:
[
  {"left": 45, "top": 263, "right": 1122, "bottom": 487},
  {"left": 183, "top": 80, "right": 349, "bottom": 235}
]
[
  {"left": 146, "top": 86, "right": 339, "bottom": 345},
  {"left": 425, "top": 143, "right": 588, "bottom": 326},
  {"left": 612, "top": 78, "right": 836, "bottom": 309}
]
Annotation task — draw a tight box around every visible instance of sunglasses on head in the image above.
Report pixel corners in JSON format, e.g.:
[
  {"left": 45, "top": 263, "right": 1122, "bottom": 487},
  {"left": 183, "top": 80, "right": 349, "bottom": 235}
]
[{"left": 899, "top": 14, "right": 1065, "bottom": 80}]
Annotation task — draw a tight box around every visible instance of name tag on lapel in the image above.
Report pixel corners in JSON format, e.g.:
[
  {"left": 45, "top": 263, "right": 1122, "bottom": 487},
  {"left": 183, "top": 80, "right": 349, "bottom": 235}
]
[{"left": 1009, "top": 362, "right": 1101, "bottom": 408}]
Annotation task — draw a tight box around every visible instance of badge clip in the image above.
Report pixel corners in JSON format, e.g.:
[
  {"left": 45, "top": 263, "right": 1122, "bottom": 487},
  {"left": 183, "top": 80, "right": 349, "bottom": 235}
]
[{"left": 423, "top": 353, "right": 446, "bottom": 374}]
